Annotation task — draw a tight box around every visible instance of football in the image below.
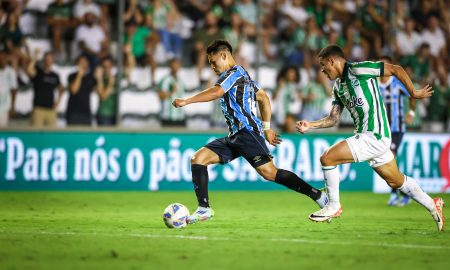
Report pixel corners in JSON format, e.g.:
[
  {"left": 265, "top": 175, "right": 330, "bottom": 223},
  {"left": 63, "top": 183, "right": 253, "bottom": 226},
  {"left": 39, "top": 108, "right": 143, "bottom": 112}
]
[{"left": 163, "top": 203, "right": 190, "bottom": 229}]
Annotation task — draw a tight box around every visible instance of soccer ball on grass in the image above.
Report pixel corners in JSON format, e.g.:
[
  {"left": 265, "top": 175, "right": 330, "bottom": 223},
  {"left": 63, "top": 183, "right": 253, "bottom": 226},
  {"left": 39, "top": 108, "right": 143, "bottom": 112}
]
[{"left": 163, "top": 203, "right": 190, "bottom": 229}]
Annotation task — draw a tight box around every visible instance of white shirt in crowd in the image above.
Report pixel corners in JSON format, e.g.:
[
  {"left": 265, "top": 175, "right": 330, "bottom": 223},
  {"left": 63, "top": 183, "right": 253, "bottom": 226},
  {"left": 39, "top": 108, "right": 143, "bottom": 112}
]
[
  {"left": 421, "top": 28, "right": 446, "bottom": 57},
  {"left": 396, "top": 30, "right": 422, "bottom": 56},
  {"left": 0, "top": 66, "right": 18, "bottom": 126},
  {"left": 74, "top": 0, "right": 101, "bottom": 19},
  {"left": 75, "top": 24, "right": 106, "bottom": 54}
]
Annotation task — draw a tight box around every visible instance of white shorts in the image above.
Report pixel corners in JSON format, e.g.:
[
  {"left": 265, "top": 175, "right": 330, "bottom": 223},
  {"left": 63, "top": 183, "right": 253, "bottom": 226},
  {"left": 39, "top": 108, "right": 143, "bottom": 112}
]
[{"left": 345, "top": 132, "right": 394, "bottom": 168}]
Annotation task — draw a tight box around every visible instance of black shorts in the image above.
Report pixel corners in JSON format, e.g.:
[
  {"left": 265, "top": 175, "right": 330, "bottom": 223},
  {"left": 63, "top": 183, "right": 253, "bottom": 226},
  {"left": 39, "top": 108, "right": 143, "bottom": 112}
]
[
  {"left": 205, "top": 128, "right": 272, "bottom": 168},
  {"left": 390, "top": 132, "right": 404, "bottom": 155}
]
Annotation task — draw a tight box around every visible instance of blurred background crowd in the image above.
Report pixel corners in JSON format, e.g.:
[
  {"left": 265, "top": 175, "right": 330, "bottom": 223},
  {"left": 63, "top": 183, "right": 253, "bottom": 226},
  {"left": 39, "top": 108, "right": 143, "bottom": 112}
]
[{"left": 0, "top": 0, "right": 449, "bottom": 132}]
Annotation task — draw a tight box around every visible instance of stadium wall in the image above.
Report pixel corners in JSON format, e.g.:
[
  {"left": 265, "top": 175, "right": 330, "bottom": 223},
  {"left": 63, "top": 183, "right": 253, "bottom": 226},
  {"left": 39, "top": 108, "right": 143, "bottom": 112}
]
[{"left": 0, "top": 131, "right": 449, "bottom": 193}]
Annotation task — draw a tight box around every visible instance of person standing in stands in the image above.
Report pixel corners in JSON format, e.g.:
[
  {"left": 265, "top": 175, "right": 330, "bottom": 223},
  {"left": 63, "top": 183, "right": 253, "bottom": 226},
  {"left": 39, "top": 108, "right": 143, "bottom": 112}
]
[
  {"left": 158, "top": 58, "right": 186, "bottom": 127},
  {"left": 66, "top": 55, "right": 96, "bottom": 126},
  {"left": 95, "top": 57, "right": 117, "bottom": 126},
  {"left": 0, "top": 50, "right": 17, "bottom": 127},
  {"left": 26, "top": 49, "right": 64, "bottom": 128}
]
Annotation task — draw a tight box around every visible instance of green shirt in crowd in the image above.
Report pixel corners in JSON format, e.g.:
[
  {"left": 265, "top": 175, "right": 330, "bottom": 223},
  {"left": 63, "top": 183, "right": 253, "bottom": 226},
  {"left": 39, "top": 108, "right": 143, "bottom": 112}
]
[
  {"left": 47, "top": 2, "right": 73, "bottom": 19},
  {"left": 97, "top": 76, "right": 118, "bottom": 118},
  {"left": 124, "top": 26, "right": 151, "bottom": 58},
  {"left": 158, "top": 74, "right": 186, "bottom": 121}
]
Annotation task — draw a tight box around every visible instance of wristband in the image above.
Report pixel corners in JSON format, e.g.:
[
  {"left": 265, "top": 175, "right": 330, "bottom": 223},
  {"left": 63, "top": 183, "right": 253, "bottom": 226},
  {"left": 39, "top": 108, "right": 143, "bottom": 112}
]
[
  {"left": 408, "top": 110, "right": 415, "bottom": 117},
  {"left": 262, "top": 121, "right": 271, "bottom": 130}
]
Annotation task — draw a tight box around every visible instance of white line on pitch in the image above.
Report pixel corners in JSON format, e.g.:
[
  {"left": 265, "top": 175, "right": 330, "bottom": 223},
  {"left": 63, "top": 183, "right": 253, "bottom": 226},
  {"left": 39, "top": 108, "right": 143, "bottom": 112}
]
[{"left": 1, "top": 229, "right": 448, "bottom": 250}]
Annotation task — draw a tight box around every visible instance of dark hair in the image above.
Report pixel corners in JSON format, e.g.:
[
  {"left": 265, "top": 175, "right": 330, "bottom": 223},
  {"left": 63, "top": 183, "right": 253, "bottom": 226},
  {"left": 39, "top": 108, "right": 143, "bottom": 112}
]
[
  {"left": 168, "top": 58, "right": 180, "bottom": 65},
  {"left": 277, "top": 65, "right": 300, "bottom": 83},
  {"left": 206, "top": 39, "right": 233, "bottom": 55},
  {"left": 317, "top": 44, "right": 345, "bottom": 59},
  {"left": 101, "top": 56, "right": 113, "bottom": 63},
  {"left": 379, "top": 55, "right": 392, "bottom": 63},
  {"left": 43, "top": 51, "right": 53, "bottom": 58},
  {"left": 419, "top": 42, "right": 430, "bottom": 50},
  {"left": 75, "top": 54, "right": 89, "bottom": 64}
]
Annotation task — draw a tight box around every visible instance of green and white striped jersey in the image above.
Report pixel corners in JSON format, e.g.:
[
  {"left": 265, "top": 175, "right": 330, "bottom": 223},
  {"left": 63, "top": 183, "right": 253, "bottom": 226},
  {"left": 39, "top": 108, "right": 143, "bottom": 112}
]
[
  {"left": 332, "top": 61, "right": 390, "bottom": 139},
  {"left": 158, "top": 74, "right": 186, "bottom": 121}
]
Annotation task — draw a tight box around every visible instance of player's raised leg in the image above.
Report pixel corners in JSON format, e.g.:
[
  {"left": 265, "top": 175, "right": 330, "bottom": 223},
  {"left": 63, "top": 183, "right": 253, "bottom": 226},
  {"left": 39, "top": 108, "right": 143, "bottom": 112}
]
[
  {"left": 309, "top": 140, "right": 355, "bottom": 222},
  {"left": 255, "top": 161, "right": 328, "bottom": 208},
  {"left": 374, "top": 160, "right": 445, "bottom": 231},
  {"left": 188, "top": 147, "right": 220, "bottom": 224}
]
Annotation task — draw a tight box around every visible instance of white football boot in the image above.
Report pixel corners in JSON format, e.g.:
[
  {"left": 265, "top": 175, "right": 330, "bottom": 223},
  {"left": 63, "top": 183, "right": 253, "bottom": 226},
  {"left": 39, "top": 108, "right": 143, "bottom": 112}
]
[
  {"left": 431, "top": 198, "right": 445, "bottom": 232},
  {"left": 309, "top": 203, "right": 343, "bottom": 222},
  {"left": 187, "top": 206, "right": 215, "bottom": 224}
]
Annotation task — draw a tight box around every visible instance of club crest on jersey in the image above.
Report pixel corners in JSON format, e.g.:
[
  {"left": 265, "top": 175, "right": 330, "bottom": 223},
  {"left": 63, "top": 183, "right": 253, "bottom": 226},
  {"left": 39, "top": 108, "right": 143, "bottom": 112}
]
[
  {"left": 344, "top": 96, "right": 364, "bottom": 108},
  {"left": 351, "top": 79, "right": 360, "bottom": 88}
]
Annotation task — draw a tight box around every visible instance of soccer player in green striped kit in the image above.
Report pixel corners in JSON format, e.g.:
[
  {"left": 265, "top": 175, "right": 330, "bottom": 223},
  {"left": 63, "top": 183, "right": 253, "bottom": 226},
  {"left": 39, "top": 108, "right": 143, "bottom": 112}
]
[{"left": 296, "top": 45, "right": 445, "bottom": 231}]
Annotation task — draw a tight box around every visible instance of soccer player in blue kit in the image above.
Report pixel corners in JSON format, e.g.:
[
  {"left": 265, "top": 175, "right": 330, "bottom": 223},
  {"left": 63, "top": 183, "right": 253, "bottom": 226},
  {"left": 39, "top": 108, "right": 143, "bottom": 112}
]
[
  {"left": 172, "top": 40, "right": 328, "bottom": 224},
  {"left": 378, "top": 55, "right": 415, "bottom": 206}
]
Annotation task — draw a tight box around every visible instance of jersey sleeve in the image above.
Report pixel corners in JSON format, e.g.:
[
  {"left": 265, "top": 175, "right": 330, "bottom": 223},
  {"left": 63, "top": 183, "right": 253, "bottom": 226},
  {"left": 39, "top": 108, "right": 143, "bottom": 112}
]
[
  {"left": 350, "top": 61, "right": 384, "bottom": 78},
  {"left": 252, "top": 80, "right": 261, "bottom": 93},
  {"left": 215, "top": 69, "right": 241, "bottom": 93}
]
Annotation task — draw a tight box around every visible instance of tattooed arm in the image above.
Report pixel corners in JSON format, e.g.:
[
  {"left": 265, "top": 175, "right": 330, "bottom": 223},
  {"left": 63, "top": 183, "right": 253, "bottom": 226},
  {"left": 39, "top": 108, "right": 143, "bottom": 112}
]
[{"left": 296, "top": 104, "right": 343, "bottom": 133}]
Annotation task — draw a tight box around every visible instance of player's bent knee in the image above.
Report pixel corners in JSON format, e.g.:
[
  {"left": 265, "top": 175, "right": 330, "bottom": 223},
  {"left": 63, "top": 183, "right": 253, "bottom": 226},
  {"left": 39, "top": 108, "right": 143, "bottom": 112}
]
[
  {"left": 191, "top": 155, "right": 207, "bottom": 166},
  {"left": 320, "top": 153, "right": 333, "bottom": 166},
  {"left": 385, "top": 178, "right": 403, "bottom": 189},
  {"left": 389, "top": 182, "right": 402, "bottom": 189},
  {"left": 258, "top": 168, "right": 276, "bottom": 181}
]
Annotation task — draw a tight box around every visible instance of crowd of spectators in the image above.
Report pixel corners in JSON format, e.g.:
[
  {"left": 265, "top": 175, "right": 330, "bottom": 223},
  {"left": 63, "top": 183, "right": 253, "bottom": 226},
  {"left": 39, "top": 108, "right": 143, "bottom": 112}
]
[{"left": 0, "top": 0, "right": 449, "bottom": 133}]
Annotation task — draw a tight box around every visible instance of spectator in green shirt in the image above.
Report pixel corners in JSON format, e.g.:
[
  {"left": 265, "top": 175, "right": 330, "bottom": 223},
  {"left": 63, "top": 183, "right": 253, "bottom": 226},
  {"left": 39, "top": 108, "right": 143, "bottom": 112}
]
[
  {"left": 299, "top": 71, "right": 331, "bottom": 121},
  {"left": 400, "top": 43, "right": 431, "bottom": 85},
  {"left": 123, "top": 19, "right": 158, "bottom": 85},
  {"left": 355, "top": 0, "right": 387, "bottom": 58},
  {"left": 158, "top": 58, "right": 186, "bottom": 126},
  {"left": 95, "top": 57, "right": 117, "bottom": 126},
  {"left": 273, "top": 66, "right": 302, "bottom": 133},
  {"left": 46, "top": 0, "right": 76, "bottom": 59},
  {"left": 425, "top": 71, "right": 449, "bottom": 131}
]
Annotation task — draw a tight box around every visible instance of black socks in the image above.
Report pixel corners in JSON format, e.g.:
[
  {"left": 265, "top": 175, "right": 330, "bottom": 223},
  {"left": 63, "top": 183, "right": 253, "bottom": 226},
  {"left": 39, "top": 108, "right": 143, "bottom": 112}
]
[
  {"left": 275, "top": 169, "right": 321, "bottom": 201},
  {"left": 191, "top": 166, "right": 320, "bottom": 206},
  {"left": 191, "top": 164, "right": 210, "bottom": 207}
]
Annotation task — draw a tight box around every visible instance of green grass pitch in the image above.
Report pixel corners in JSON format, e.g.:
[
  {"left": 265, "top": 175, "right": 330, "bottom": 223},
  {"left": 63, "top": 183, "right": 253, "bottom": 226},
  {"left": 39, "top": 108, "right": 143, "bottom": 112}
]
[{"left": 0, "top": 191, "right": 449, "bottom": 270}]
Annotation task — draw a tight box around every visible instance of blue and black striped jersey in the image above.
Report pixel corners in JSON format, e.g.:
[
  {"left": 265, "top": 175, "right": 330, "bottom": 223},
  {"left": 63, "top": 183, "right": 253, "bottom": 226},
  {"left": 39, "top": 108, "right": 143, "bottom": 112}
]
[
  {"left": 215, "top": 66, "right": 263, "bottom": 136},
  {"left": 378, "top": 76, "right": 410, "bottom": 133}
]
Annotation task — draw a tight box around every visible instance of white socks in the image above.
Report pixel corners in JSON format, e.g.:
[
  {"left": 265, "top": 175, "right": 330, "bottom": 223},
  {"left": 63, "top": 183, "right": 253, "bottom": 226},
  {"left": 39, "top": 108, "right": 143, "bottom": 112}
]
[
  {"left": 398, "top": 176, "right": 435, "bottom": 212},
  {"left": 322, "top": 166, "right": 340, "bottom": 207}
]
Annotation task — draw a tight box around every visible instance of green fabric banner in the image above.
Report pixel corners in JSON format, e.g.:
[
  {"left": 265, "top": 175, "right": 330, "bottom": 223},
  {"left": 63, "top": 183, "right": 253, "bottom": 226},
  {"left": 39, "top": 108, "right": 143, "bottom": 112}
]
[{"left": 0, "top": 131, "right": 375, "bottom": 191}]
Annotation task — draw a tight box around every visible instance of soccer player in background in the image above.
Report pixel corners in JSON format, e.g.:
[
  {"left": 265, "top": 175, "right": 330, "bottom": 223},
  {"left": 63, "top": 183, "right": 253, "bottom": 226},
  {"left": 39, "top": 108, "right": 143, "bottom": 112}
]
[
  {"left": 296, "top": 45, "right": 445, "bottom": 231},
  {"left": 172, "top": 40, "right": 328, "bottom": 224},
  {"left": 378, "top": 55, "right": 415, "bottom": 207}
]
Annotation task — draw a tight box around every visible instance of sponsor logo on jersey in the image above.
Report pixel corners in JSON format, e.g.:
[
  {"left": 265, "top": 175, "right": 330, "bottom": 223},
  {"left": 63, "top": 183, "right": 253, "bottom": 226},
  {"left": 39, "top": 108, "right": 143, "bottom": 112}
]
[{"left": 344, "top": 96, "right": 364, "bottom": 108}]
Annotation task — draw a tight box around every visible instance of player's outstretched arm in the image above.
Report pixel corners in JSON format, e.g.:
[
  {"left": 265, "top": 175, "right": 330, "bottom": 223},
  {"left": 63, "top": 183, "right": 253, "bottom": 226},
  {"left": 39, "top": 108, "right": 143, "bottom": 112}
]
[
  {"left": 383, "top": 63, "right": 433, "bottom": 99},
  {"left": 172, "top": 85, "right": 225, "bottom": 108},
  {"left": 256, "top": 89, "right": 282, "bottom": 146},
  {"left": 296, "top": 104, "right": 343, "bottom": 133}
]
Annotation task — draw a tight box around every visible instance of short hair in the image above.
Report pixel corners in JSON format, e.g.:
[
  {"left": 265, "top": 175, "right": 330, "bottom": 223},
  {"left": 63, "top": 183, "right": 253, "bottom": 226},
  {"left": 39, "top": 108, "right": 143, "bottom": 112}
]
[
  {"left": 379, "top": 55, "right": 392, "bottom": 63},
  {"left": 43, "top": 51, "right": 53, "bottom": 58},
  {"left": 317, "top": 44, "right": 345, "bottom": 59},
  {"left": 168, "top": 57, "right": 180, "bottom": 65},
  {"left": 206, "top": 39, "right": 233, "bottom": 55},
  {"left": 75, "top": 54, "right": 89, "bottom": 64},
  {"left": 419, "top": 42, "right": 430, "bottom": 50},
  {"left": 101, "top": 56, "right": 113, "bottom": 63}
]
